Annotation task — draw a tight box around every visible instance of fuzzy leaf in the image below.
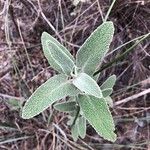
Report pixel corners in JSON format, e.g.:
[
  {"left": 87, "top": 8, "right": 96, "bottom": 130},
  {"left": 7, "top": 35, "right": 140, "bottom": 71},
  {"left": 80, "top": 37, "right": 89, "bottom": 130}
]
[
  {"left": 41, "top": 32, "right": 75, "bottom": 75},
  {"left": 67, "top": 116, "right": 74, "bottom": 125},
  {"left": 77, "top": 95, "right": 116, "bottom": 142},
  {"left": 22, "top": 74, "right": 78, "bottom": 119},
  {"left": 69, "top": 110, "right": 77, "bottom": 117},
  {"left": 77, "top": 116, "right": 86, "bottom": 139},
  {"left": 105, "top": 96, "right": 113, "bottom": 108},
  {"left": 100, "top": 75, "right": 116, "bottom": 90},
  {"left": 71, "top": 124, "right": 79, "bottom": 141},
  {"left": 54, "top": 101, "right": 76, "bottom": 112},
  {"left": 76, "top": 21, "right": 114, "bottom": 76},
  {"left": 102, "top": 88, "right": 113, "bottom": 97},
  {"left": 73, "top": 73, "right": 102, "bottom": 98}
]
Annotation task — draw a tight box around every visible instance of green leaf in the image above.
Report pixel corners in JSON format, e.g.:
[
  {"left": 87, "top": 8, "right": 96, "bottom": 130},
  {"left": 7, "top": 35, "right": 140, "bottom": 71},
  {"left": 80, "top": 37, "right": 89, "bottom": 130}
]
[
  {"left": 102, "top": 88, "right": 113, "bottom": 97},
  {"left": 67, "top": 116, "right": 74, "bottom": 125},
  {"left": 72, "top": 73, "right": 102, "bottom": 98},
  {"left": 71, "top": 123, "right": 79, "bottom": 141},
  {"left": 41, "top": 32, "right": 75, "bottom": 75},
  {"left": 77, "top": 116, "right": 86, "bottom": 139},
  {"left": 22, "top": 74, "right": 78, "bottom": 119},
  {"left": 54, "top": 101, "right": 76, "bottom": 112},
  {"left": 105, "top": 96, "right": 113, "bottom": 108},
  {"left": 100, "top": 75, "right": 116, "bottom": 90},
  {"left": 69, "top": 110, "right": 77, "bottom": 117},
  {"left": 76, "top": 21, "right": 114, "bottom": 76},
  {"left": 77, "top": 95, "right": 116, "bottom": 142}
]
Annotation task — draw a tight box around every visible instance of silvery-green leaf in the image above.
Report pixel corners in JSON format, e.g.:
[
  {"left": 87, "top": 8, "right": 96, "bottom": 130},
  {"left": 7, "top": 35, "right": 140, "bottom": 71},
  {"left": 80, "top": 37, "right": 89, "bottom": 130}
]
[
  {"left": 105, "top": 96, "right": 113, "bottom": 108},
  {"left": 76, "top": 22, "right": 114, "bottom": 76},
  {"left": 54, "top": 101, "right": 76, "bottom": 112},
  {"left": 71, "top": 123, "right": 79, "bottom": 141},
  {"left": 102, "top": 88, "right": 113, "bottom": 97},
  {"left": 77, "top": 95, "right": 116, "bottom": 142},
  {"left": 69, "top": 110, "right": 77, "bottom": 117},
  {"left": 93, "top": 73, "right": 100, "bottom": 82},
  {"left": 101, "top": 75, "right": 116, "bottom": 90},
  {"left": 73, "top": 73, "right": 102, "bottom": 98},
  {"left": 22, "top": 74, "right": 78, "bottom": 119},
  {"left": 77, "top": 116, "right": 86, "bottom": 139},
  {"left": 67, "top": 116, "right": 74, "bottom": 125},
  {"left": 41, "top": 32, "right": 75, "bottom": 75},
  {"left": 68, "top": 96, "right": 76, "bottom": 101}
]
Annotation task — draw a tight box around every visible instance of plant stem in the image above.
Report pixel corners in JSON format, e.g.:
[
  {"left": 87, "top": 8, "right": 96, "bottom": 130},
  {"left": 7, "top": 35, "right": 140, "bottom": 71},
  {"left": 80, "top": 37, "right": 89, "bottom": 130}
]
[
  {"left": 106, "top": 33, "right": 148, "bottom": 57},
  {"left": 104, "top": 0, "right": 117, "bottom": 22},
  {"left": 71, "top": 106, "right": 80, "bottom": 128},
  {"left": 93, "top": 33, "right": 150, "bottom": 76}
]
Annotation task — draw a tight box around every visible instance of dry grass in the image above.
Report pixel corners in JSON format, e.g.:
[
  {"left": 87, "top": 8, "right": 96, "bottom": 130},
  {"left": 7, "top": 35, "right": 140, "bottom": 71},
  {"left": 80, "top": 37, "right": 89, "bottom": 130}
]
[{"left": 0, "top": 0, "right": 150, "bottom": 149}]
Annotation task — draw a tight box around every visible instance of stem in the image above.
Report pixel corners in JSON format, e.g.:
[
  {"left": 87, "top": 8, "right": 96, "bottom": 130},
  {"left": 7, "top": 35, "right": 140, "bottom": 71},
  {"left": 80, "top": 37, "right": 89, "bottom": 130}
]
[
  {"left": 104, "top": 0, "right": 117, "bottom": 22},
  {"left": 106, "top": 33, "right": 147, "bottom": 57},
  {"left": 71, "top": 106, "right": 80, "bottom": 128},
  {"left": 93, "top": 33, "right": 150, "bottom": 76}
]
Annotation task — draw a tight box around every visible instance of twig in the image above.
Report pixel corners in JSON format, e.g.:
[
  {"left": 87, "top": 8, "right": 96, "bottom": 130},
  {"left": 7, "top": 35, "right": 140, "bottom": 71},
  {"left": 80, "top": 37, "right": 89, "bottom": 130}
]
[
  {"left": 37, "top": 0, "right": 61, "bottom": 40},
  {"left": 104, "top": 0, "right": 117, "bottom": 22},
  {"left": 114, "top": 88, "right": 150, "bottom": 106},
  {"left": 96, "top": 0, "right": 104, "bottom": 21},
  {"left": 0, "top": 0, "right": 7, "bottom": 15},
  {"left": 0, "top": 93, "right": 24, "bottom": 100},
  {"left": 17, "top": 19, "right": 35, "bottom": 76},
  {"left": 106, "top": 33, "right": 148, "bottom": 57}
]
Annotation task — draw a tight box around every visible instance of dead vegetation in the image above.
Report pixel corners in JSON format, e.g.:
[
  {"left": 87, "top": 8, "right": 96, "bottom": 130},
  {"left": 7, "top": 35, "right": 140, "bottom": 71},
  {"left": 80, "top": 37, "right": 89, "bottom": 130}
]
[{"left": 0, "top": 0, "right": 150, "bottom": 149}]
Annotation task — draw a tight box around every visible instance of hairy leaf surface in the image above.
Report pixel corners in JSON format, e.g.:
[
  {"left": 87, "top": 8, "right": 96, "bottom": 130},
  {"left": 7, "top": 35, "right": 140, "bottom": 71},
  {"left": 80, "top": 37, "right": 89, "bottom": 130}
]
[
  {"left": 71, "top": 123, "right": 78, "bottom": 141},
  {"left": 77, "top": 116, "right": 86, "bottom": 138},
  {"left": 100, "top": 75, "right": 116, "bottom": 90},
  {"left": 77, "top": 95, "right": 116, "bottom": 142},
  {"left": 73, "top": 73, "right": 102, "bottom": 98},
  {"left": 102, "top": 88, "right": 113, "bottom": 97},
  {"left": 54, "top": 101, "right": 76, "bottom": 112},
  {"left": 22, "top": 74, "right": 78, "bottom": 119},
  {"left": 41, "top": 32, "right": 75, "bottom": 75},
  {"left": 105, "top": 96, "right": 113, "bottom": 107},
  {"left": 76, "top": 21, "right": 114, "bottom": 76}
]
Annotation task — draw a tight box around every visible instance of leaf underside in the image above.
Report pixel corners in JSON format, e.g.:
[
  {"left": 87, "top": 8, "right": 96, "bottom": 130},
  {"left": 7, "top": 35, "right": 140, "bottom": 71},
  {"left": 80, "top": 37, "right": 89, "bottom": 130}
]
[
  {"left": 77, "top": 95, "right": 116, "bottom": 142},
  {"left": 22, "top": 74, "right": 78, "bottom": 119},
  {"left": 54, "top": 101, "right": 77, "bottom": 112},
  {"left": 76, "top": 21, "right": 114, "bottom": 77}
]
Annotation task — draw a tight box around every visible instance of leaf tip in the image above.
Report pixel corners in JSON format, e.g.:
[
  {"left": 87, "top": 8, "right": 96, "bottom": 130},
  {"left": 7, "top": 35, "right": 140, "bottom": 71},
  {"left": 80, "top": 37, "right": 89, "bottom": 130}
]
[
  {"left": 112, "top": 74, "right": 116, "bottom": 79},
  {"left": 105, "top": 21, "right": 114, "bottom": 26},
  {"left": 109, "top": 132, "right": 117, "bottom": 142},
  {"left": 21, "top": 104, "right": 35, "bottom": 119},
  {"left": 101, "top": 130, "right": 117, "bottom": 142},
  {"left": 21, "top": 109, "right": 30, "bottom": 120},
  {"left": 41, "top": 32, "right": 49, "bottom": 41}
]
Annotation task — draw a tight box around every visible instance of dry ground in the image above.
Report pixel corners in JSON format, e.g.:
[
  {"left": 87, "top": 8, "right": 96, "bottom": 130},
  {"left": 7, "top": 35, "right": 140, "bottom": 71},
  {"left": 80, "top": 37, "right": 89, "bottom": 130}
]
[{"left": 0, "top": 0, "right": 150, "bottom": 149}]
